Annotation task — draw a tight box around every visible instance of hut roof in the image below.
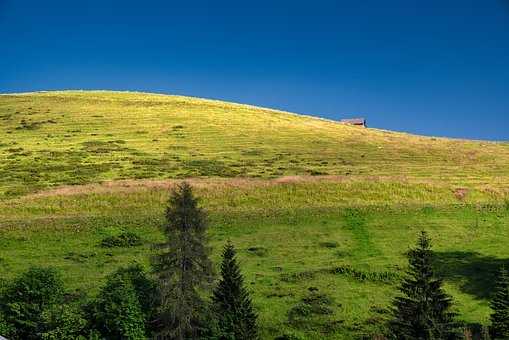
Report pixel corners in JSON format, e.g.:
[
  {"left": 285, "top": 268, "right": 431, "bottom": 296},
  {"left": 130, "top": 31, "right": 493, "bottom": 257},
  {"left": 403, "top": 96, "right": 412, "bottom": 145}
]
[{"left": 340, "top": 118, "right": 366, "bottom": 125}]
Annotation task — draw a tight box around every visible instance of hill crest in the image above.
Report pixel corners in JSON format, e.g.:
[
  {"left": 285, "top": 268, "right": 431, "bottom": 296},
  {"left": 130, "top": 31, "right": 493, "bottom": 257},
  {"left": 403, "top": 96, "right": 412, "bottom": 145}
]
[{"left": 0, "top": 90, "right": 508, "bottom": 198}]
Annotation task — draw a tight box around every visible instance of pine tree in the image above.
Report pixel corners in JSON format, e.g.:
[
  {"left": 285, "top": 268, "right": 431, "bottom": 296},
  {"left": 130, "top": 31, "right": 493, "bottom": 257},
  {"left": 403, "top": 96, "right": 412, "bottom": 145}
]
[
  {"left": 212, "top": 241, "right": 259, "bottom": 340},
  {"left": 390, "top": 231, "right": 458, "bottom": 339},
  {"left": 490, "top": 266, "right": 509, "bottom": 339},
  {"left": 152, "top": 182, "right": 214, "bottom": 339}
]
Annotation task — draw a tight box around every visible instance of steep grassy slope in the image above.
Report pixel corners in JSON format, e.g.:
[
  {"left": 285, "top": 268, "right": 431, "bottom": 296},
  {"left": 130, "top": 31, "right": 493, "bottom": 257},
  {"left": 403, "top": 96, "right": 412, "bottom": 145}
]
[{"left": 1, "top": 90, "right": 508, "bottom": 198}]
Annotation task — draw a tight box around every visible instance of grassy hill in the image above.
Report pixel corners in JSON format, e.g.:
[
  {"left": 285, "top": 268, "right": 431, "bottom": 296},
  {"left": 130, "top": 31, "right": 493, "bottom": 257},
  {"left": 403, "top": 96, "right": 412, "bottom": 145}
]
[
  {"left": 1, "top": 181, "right": 508, "bottom": 339},
  {"left": 1, "top": 91, "right": 509, "bottom": 338},
  {"left": 1, "top": 90, "right": 508, "bottom": 198}
]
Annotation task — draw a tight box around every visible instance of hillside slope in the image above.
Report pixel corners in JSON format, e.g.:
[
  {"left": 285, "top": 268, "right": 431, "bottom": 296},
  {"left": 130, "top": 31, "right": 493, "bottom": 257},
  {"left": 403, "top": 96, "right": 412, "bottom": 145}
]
[{"left": 0, "top": 90, "right": 508, "bottom": 197}]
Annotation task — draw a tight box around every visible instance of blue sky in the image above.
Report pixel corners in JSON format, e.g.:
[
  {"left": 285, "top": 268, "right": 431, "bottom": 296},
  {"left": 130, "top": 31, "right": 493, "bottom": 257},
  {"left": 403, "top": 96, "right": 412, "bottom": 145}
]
[{"left": 1, "top": 0, "right": 508, "bottom": 140}]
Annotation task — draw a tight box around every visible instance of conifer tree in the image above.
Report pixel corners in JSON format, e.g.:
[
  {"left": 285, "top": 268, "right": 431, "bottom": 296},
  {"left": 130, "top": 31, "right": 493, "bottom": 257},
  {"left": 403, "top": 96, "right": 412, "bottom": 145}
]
[
  {"left": 490, "top": 266, "right": 509, "bottom": 339},
  {"left": 212, "top": 241, "right": 259, "bottom": 340},
  {"left": 152, "top": 182, "right": 214, "bottom": 339},
  {"left": 390, "top": 231, "right": 458, "bottom": 339}
]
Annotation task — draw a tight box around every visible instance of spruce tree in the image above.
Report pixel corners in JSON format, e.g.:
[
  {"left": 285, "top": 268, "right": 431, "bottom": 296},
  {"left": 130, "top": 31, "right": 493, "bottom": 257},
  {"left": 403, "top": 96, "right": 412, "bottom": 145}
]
[
  {"left": 152, "top": 182, "right": 214, "bottom": 339},
  {"left": 490, "top": 266, "right": 509, "bottom": 339},
  {"left": 212, "top": 241, "right": 259, "bottom": 340},
  {"left": 390, "top": 231, "right": 458, "bottom": 339}
]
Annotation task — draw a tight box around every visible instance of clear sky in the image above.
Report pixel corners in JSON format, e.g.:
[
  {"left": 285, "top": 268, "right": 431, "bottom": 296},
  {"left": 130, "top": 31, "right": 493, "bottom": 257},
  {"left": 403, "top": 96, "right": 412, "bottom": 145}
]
[{"left": 1, "top": 0, "right": 508, "bottom": 140}]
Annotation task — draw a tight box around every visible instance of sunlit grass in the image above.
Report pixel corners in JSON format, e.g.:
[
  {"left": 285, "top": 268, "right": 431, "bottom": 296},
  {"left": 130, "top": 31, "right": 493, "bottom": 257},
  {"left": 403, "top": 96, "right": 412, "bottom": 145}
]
[
  {"left": 1, "top": 90, "right": 509, "bottom": 338},
  {"left": 1, "top": 181, "right": 508, "bottom": 338},
  {"left": 1, "top": 90, "right": 508, "bottom": 198}
]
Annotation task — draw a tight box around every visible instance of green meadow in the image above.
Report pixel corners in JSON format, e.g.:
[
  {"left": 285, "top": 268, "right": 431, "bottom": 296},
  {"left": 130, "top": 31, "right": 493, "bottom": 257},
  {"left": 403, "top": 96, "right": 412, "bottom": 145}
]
[
  {"left": 1, "top": 91, "right": 509, "bottom": 198},
  {"left": 1, "top": 180, "right": 509, "bottom": 339},
  {"left": 1, "top": 91, "right": 509, "bottom": 338}
]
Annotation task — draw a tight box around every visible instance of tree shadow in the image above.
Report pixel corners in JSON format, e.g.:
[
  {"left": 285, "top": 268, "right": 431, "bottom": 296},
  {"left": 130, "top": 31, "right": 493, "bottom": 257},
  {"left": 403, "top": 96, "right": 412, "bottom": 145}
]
[{"left": 434, "top": 251, "right": 508, "bottom": 300}]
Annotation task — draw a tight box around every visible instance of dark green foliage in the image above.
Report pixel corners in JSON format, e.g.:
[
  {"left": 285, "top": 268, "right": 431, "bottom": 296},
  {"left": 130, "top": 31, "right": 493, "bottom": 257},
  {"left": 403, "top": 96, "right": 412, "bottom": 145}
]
[
  {"left": 40, "top": 304, "right": 88, "bottom": 340},
  {"left": 280, "top": 265, "right": 399, "bottom": 284},
  {"left": 390, "top": 231, "right": 459, "bottom": 339},
  {"left": 92, "top": 273, "right": 146, "bottom": 339},
  {"left": 16, "top": 119, "right": 42, "bottom": 130},
  {"left": 81, "top": 140, "right": 131, "bottom": 153},
  {"left": 274, "top": 334, "right": 304, "bottom": 340},
  {"left": 285, "top": 289, "right": 342, "bottom": 335},
  {"left": 212, "top": 241, "right": 259, "bottom": 339},
  {"left": 88, "top": 264, "right": 157, "bottom": 338},
  {"left": 288, "top": 291, "right": 335, "bottom": 326},
  {"left": 152, "top": 182, "right": 214, "bottom": 339},
  {"left": 182, "top": 159, "right": 240, "bottom": 177},
  {"left": 100, "top": 231, "right": 143, "bottom": 248},
  {"left": 63, "top": 251, "right": 97, "bottom": 263},
  {"left": 490, "top": 267, "right": 509, "bottom": 339},
  {"left": 246, "top": 246, "right": 268, "bottom": 257},
  {"left": 319, "top": 241, "right": 338, "bottom": 248},
  {"left": 112, "top": 264, "right": 158, "bottom": 332},
  {"left": 0, "top": 311, "right": 14, "bottom": 337},
  {"left": 0, "top": 266, "right": 65, "bottom": 339}
]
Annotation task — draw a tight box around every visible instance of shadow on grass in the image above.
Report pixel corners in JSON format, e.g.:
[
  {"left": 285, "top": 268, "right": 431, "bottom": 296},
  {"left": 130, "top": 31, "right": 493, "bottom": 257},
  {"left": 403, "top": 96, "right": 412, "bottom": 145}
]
[{"left": 434, "top": 251, "right": 509, "bottom": 300}]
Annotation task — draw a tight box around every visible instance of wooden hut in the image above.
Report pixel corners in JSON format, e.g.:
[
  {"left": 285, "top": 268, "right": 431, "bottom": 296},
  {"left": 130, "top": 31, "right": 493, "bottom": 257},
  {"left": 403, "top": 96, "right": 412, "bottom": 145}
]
[{"left": 340, "top": 118, "right": 367, "bottom": 127}]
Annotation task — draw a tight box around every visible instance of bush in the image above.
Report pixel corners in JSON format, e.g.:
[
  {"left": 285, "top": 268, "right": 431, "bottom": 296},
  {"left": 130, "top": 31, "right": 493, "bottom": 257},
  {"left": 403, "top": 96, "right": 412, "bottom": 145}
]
[
  {"left": 41, "top": 304, "right": 88, "bottom": 340},
  {"left": 89, "top": 265, "right": 156, "bottom": 338},
  {"left": 100, "top": 231, "right": 142, "bottom": 248},
  {"left": 92, "top": 274, "right": 146, "bottom": 339},
  {"left": 110, "top": 264, "right": 158, "bottom": 326},
  {"left": 0, "top": 266, "right": 65, "bottom": 339},
  {"left": 274, "top": 333, "right": 305, "bottom": 340},
  {"left": 319, "top": 241, "right": 338, "bottom": 248},
  {"left": 287, "top": 291, "right": 336, "bottom": 329},
  {"left": 0, "top": 312, "right": 14, "bottom": 337},
  {"left": 246, "top": 246, "right": 268, "bottom": 257}
]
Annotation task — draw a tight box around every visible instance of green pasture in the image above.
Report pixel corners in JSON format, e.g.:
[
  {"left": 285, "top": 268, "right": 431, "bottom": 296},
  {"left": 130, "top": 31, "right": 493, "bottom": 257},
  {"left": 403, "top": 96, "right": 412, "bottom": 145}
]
[
  {"left": 1, "top": 181, "right": 508, "bottom": 339},
  {"left": 1, "top": 91, "right": 508, "bottom": 198}
]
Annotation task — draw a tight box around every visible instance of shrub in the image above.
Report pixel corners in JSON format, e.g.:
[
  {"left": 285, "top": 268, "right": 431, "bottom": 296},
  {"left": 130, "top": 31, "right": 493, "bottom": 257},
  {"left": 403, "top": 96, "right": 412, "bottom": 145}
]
[
  {"left": 41, "top": 304, "right": 88, "bottom": 340},
  {"left": 319, "top": 241, "right": 338, "bottom": 248},
  {"left": 0, "top": 312, "right": 14, "bottom": 337},
  {"left": 0, "top": 266, "right": 65, "bottom": 339},
  {"left": 100, "top": 231, "right": 142, "bottom": 248},
  {"left": 288, "top": 291, "right": 335, "bottom": 327},
  {"left": 288, "top": 304, "right": 313, "bottom": 319},
  {"left": 110, "top": 264, "right": 158, "bottom": 329},
  {"left": 274, "top": 333, "right": 305, "bottom": 340},
  {"left": 301, "top": 292, "right": 334, "bottom": 308},
  {"left": 16, "top": 119, "right": 41, "bottom": 130},
  {"left": 246, "top": 246, "right": 268, "bottom": 257},
  {"left": 92, "top": 274, "right": 146, "bottom": 339}
]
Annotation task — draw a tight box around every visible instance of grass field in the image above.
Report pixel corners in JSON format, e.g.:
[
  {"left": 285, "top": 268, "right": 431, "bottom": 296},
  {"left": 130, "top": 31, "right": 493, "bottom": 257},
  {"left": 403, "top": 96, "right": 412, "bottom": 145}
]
[
  {"left": 1, "top": 179, "right": 509, "bottom": 339},
  {"left": 1, "top": 91, "right": 509, "bottom": 338},
  {"left": 1, "top": 91, "right": 508, "bottom": 198}
]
